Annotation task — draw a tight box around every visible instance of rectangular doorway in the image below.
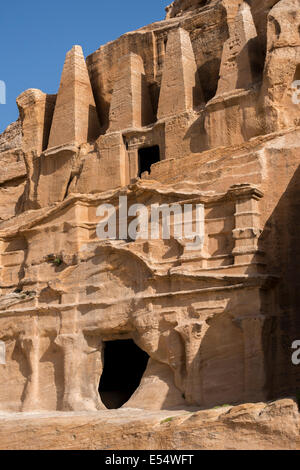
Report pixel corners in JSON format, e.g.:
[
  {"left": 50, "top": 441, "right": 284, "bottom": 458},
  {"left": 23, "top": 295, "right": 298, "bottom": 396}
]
[{"left": 138, "top": 145, "right": 160, "bottom": 177}]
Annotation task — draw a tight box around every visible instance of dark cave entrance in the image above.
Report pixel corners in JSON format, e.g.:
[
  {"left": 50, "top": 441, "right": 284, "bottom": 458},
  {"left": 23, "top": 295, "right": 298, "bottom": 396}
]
[
  {"left": 294, "top": 64, "right": 300, "bottom": 82},
  {"left": 99, "top": 339, "right": 149, "bottom": 409},
  {"left": 138, "top": 145, "right": 160, "bottom": 177}
]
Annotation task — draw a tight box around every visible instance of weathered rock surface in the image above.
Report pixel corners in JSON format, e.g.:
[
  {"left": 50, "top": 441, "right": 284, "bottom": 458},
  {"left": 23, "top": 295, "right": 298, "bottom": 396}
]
[
  {"left": 0, "top": 120, "right": 22, "bottom": 153},
  {"left": 165, "top": 0, "right": 213, "bottom": 19},
  {"left": 0, "top": 399, "right": 298, "bottom": 450},
  {"left": 0, "top": 0, "right": 299, "bottom": 450},
  {"left": 0, "top": 120, "right": 25, "bottom": 220}
]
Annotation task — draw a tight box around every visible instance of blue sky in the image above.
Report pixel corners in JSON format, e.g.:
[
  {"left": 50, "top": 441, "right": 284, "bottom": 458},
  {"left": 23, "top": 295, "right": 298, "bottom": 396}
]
[{"left": 0, "top": 1, "right": 169, "bottom": 133}]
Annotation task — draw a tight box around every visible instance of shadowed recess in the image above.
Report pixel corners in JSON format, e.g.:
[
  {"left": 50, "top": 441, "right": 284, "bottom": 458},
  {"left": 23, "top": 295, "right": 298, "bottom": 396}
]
[
  {"left": 99, "top": 339, "right": 149, "bottom": 409},
  {"left": 138, "top": 145, "right": 160, "bottom": 177}
]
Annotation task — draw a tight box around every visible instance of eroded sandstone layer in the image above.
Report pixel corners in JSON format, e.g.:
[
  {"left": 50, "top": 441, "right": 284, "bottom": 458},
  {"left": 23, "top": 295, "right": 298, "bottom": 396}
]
[
  {"left": 0, "top": 0, "right": 299, "bottom": 449},
  {"left": 0, "top": 399, "right": 299, "bottom": 450}
]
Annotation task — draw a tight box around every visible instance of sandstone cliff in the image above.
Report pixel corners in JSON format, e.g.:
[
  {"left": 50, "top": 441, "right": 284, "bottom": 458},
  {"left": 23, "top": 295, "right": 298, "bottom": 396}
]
[{"left": 0, "top": 0, "right": 299, "bottom": 450}]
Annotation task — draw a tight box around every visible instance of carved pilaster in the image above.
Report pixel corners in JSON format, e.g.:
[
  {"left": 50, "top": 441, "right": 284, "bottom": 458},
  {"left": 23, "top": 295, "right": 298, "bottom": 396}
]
[
  {"left": 235, "top": 315, "right": 267, "bottom": 403},
  {"left": 82, "top": 334, "right": 105, "bottom": 410},
  {"left": 55, "top": 332, "right": 104, "bottom": 411},
  {"left": 20, "top": 334, "right": 41, "bottom": 411},
  {"left": 230, "top": 184, "right": 264, "bottom": 268},
  {"left": 128, "top": 146, "right": 139, "bottom": 182},
  {"left": 55, "top": 332, "right": 85, "bottom": 411},
  {"left": 176, "top": 320, "right": 209, "bottom": 405}
]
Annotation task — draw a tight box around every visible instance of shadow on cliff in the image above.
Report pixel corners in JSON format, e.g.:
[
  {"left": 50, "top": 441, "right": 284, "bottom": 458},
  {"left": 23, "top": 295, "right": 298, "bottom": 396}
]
[
  {"left": 257, "top": 164, "right": 300, "bottom": 401},
  {"left": 184, "top": 112, "right": 209, "bottom": 154},
  {"left": 174, "top": 164, "right": 300, "bottom": 410},
  {"left": 40, "top": 335, "right": 64, "bottom": 410},
  {"left": 193, "top": 312, "right": 245, "bottom": 409},
  {"left": 236, "top": 37, "right": 265, "bottom": 91},
  {"left": 197, "top": 58, "right": 221, "bottom": 105}
]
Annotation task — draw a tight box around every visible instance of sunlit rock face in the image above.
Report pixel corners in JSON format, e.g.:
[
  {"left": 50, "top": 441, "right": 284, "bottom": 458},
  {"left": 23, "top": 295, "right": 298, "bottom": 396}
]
[
  {"left": 165, "top": 0, "right": 212, "bottom": 19},
  {"left": 0, "top": 0, "right": 299, "bottom": 451}
]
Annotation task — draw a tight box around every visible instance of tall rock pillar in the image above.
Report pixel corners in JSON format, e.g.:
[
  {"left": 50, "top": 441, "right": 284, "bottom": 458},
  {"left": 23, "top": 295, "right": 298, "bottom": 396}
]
[
  {"left": 48, "top": 45, "right": 100, "bottom": 149},
  {"left": 157, "top": 28, "right": 203, "bottom": 119},
  {"left": 157, "top": 28, "right": 204, "bottom": 159},
  {"left": 109, "top": 53, "right": 154, "bottom": 131}
]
